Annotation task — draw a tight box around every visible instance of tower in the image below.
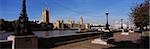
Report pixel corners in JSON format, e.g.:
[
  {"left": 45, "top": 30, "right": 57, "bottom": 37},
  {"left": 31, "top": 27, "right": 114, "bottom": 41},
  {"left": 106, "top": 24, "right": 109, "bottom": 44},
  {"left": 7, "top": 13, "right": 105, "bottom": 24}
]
[
  {"left": 67, "top": 17, "right": 72, "bottom": 24},
  {"left": 67, "top": 17, "right": 73, "bottom": 28},
  {"left": 42, "top": 8, "right": 50, "bottom": 23},
  {"left": 79, "top": 16, "right": 83, "bottom": 25}
]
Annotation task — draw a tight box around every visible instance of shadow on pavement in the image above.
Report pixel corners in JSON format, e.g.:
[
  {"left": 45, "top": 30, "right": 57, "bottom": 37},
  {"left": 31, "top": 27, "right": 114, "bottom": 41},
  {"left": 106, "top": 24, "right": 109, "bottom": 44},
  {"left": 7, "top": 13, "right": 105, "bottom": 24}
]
[
  {"left": 38, "top": 33, "right": 100, "bottom": 49},
  {"left": 105, "top": 37, "right": 149, "bottom": 49}
]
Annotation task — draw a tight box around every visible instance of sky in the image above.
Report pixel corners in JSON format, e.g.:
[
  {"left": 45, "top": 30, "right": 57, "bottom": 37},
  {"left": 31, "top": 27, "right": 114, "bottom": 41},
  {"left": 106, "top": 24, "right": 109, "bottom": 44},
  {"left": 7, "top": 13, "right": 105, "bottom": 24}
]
[{"left": 0, "top": 0, "right": 144, "bottom": 24}]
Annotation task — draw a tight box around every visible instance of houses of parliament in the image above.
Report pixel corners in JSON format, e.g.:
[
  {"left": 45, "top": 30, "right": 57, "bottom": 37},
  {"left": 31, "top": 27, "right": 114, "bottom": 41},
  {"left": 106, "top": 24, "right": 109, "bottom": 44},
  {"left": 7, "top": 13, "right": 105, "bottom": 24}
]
[{"left": 0, "top": 7, "right": 89, "bottom": 31}]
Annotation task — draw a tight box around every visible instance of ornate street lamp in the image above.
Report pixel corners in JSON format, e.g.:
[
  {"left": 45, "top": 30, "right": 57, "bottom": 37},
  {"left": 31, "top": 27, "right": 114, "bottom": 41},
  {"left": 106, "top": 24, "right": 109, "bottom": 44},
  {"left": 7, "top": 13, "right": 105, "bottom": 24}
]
[
  {"left": 105, "top": 12, "right": 109, "bottom": 30},
  {"left": 121, "top": 19, "right": 123, "bottom": 29},
  {"left": 14, "top": 0, "right": 34, "bottom": 36},
  {"left": 127, "top": 21, "right": 129, "bottom": 29}
]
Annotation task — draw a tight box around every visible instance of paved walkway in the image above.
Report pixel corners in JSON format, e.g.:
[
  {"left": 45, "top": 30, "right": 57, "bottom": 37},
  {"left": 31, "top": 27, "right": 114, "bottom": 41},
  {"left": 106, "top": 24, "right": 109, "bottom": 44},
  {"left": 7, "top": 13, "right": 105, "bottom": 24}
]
[
  {"left": 110, "top": 32, "right": 141, "bottom": 43},
  {"left": 52, "top": 32, "right": 141, "bottom": 49},
  {"left": 52, "top": 39, "right": 114, "bottom": 49}
]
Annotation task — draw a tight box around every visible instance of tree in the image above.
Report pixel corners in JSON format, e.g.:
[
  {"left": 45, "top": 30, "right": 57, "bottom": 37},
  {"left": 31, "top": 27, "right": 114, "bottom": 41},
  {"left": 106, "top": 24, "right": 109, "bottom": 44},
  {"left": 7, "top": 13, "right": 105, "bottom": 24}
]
[
  {"left": 129, "top": 0, "right": 149, "bottom": 30},
  {"left": 0, "top": 19, "right": 5, "bottom": 30}
]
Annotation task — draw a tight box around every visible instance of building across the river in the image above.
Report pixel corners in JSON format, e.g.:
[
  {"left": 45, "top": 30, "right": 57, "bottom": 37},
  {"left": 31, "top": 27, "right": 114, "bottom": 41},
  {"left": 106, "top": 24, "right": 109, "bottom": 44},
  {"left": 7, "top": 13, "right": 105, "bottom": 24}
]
[
  {"left": 42, "top": 8, "right": 50, "bottom": 23},
  {"left": 0, "top": 2, "right": 88, "bottom": 31},
  {"left": 53, "top": 16, "right": 86, "bottom": 30}
]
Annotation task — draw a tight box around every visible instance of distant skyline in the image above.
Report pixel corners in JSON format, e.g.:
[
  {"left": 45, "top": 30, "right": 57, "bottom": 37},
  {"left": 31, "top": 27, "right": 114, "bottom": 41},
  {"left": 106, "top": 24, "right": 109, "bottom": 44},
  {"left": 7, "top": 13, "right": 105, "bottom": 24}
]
[{"left": 0, "top": 0, "right": 144, "bottom": 24}]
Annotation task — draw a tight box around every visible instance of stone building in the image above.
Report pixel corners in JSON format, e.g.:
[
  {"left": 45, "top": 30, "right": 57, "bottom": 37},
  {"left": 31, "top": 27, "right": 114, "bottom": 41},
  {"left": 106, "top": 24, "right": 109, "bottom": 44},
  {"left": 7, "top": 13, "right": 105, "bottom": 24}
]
[
  {"left": 53, "top": 20, "right": 64, "bottom": 29},
  {"left": 79, "top": 16, "right": 83, "bottom": 25},
  {"left": 42, "top": 8, "right": 50, "bottom": 23}
]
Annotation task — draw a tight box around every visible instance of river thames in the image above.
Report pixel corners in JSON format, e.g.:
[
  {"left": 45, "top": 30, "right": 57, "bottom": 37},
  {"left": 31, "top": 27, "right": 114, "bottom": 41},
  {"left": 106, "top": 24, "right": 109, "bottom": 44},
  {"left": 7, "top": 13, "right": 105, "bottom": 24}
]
[{"left": 0, "top": 30, "right": 99, "bottom": 40}]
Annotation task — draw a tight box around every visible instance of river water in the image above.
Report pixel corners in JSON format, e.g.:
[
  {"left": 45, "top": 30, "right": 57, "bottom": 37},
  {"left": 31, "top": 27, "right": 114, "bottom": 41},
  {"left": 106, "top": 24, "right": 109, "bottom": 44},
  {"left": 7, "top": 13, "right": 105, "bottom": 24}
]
[{"left": 0, "top": 30, "right": 98, "bottom": 40}]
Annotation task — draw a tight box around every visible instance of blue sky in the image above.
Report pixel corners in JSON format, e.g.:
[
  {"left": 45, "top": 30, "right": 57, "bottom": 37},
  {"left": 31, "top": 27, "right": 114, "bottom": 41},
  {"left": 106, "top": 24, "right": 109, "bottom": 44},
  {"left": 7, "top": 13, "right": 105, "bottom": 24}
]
[{"left": 0, "top": 0, "right": 144, "bottom": 24}]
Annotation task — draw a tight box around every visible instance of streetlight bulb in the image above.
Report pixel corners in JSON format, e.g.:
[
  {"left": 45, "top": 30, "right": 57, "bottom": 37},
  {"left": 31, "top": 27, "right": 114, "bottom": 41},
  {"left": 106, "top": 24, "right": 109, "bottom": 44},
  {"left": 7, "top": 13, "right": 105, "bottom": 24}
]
[{"left": 106, "top": 12, "right": 109, "bottom": 15}]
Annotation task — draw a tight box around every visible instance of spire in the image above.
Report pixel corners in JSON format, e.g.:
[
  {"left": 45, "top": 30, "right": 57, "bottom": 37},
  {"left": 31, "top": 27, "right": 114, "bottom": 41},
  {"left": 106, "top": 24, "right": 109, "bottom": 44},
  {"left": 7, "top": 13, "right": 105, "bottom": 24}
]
[
  {"left": 68, "top": 16, "right": 71, "bottom": 22},
  {"left": 80, "top": 16, "right": 83, "bottom": 24},
  {"left": 20, "top": 0, "right": 27, "bottom": 17}
]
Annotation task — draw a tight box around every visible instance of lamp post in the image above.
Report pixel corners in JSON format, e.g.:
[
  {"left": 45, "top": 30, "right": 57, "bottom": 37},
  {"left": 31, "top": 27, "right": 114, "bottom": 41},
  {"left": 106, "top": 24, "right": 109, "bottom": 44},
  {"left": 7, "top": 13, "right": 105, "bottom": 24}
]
[
  {"left": 127, "top": 21, "right": 129, "bottom": 29},
  {"left": 121, "top": 19, "right": 123, "bottom": 29},
  {"left": 105, "top": 12, "right": 109, "bottom": 30}
]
